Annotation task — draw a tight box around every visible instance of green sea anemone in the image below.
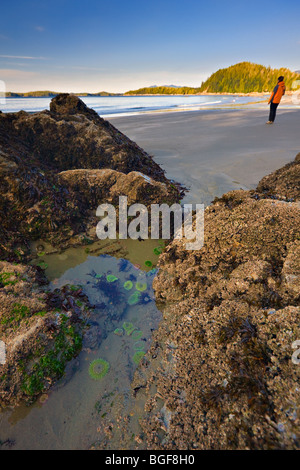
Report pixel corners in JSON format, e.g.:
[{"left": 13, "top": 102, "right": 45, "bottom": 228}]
[
  {"left": 106, "top": 274, "right": 118, "bottom": 283},
  {"left": 147, "top": 268, "right": 158, "bottom": 277},
  {"left": 88, "top": 359, "right": 110, "bottom": 380},
  {"left": 133, "top": 350, "right": 145, "bottom": 365},
  {"left": 37, "top": 261, "right": 48, "bottom": 270},
  {"left": 128, "top": 291, "right": 141, "bottom": 305},
  {"left": 113, "top": 328, "right": 124, "bottom": 336},
  {"left": 131, "top": 330, "right": 143, "bottom": 341},
  {"left": 122, "top": 322, "right": 136, "bottom": 336},
  {"left": 133, "top": 341, "right": 145, "bottom": 351},
  {"left": 145, "top": 260, "right": 153, "bottom": 267},
  {"left": 153, "top": 246, "right": 163, "bottom": 255},
  {"left": 135, "top": 282, "right": 147, "bottom": 292},
  {"left": 123, "top": 280, "right": 133, "bottom": 291}
]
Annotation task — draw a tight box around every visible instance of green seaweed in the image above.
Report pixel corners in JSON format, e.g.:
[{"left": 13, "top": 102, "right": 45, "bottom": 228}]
[
  {"left": 21, "top": 316, "right": 82, "bottom": 397},
  {"left": 123, "top": 280, "right": 133, "bottom": 291},
  {"left": 37, "top": 261, "right": 48, "bottom": 270},
  {"left": 135, "top": 282, "right": 147, "bottom": 292},
  {"left": 88, "top": 359, "right": 110, "bottom": 380},
  {"left": 153, "top": 246, "right": 163, "bottom": 255},
  {"left": 133, "top": 350, "right": 145, "bottom": 365},
  {"left": 0, "top": 272, "right": 19, "bottom": 287},
  {"left": 1, "top": 303, "right": 30, "bottom": 328},
  {"left": 70, "top": 285, "right": 81, "bottom": 292},
  {"left": 34, "top": 310, "right": 47, "bottom": 317}
]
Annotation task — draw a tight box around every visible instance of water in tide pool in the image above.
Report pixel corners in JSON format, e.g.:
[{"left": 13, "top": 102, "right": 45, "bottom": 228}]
[
  {"left": 1, "top": 94, "right": 268, "bottom": 117},
  {"left": 0, "top": 242, "right": 164, "bottom": 450}
]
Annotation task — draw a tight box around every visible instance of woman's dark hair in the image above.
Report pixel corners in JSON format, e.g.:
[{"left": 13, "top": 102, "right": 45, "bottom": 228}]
[{"left": 278, "top": 76, "right": 284, "bottom": 82}]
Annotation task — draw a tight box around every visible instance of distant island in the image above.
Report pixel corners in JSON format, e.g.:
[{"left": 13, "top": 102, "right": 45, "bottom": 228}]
[
  {"left": 5, "top": 62, "right": 300, "bottom": 97},
  {"left": 5, "top": 91, "right": 122, "bottom": 98}
]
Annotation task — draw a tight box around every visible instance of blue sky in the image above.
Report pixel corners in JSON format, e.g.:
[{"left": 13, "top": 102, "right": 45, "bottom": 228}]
[{"left": 0, "top": 0, "right": 299, "bottom": 92}]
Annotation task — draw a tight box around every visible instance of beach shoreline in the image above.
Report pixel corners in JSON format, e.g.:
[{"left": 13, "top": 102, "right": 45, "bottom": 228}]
[
  {"left": 2, "top": 93, "right": 299, "bottom": 120},
  {"left": 110, "top": 107, "right": 300, "bottom": 206}
]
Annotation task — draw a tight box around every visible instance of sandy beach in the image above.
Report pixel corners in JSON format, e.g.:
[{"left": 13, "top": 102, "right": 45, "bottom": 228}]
[{"left": 110, "top": 107, "right": 300, "bottom": 206}]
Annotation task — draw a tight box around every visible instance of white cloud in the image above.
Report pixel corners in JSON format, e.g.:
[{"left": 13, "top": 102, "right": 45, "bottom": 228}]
[
  {"left": 0, "top": 55, "right": 47, "bottom": 60},
  {"left": 55, "top": 65, "right": 106, "bottom": 72}
]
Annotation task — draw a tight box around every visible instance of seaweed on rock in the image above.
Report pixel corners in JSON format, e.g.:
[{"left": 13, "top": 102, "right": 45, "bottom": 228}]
[{"left": 133, "top": 350, "right": 145, "bottom": 365}]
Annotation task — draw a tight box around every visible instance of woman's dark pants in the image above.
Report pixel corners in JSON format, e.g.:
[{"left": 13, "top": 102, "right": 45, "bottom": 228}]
[{"left": 269, "top": 102, "right": 279, "bottom": 122}]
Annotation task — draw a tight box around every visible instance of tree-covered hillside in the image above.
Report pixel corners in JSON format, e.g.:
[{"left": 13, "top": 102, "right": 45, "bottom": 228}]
[
  {"left": 124, "top": 86, "right": 201, "bottom": 95},
  {"left": 125, "top": 62, "right": 300, "bottom": 95},
  {"left": 199, "top": 62, "right": 300, "bottom": 93}
]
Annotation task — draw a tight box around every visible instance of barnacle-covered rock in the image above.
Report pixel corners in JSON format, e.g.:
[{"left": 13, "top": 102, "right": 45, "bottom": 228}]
[
  {"left": 129, "top": 155, "right": 300, "bottom": 450},
  {"left": 0, "top": 94, "right": 181, "bottom": 261}
]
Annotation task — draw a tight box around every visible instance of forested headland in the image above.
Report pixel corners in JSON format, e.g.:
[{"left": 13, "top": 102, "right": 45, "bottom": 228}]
[{"left": 125, "top": 62, "right": 300, "bottom": 95}]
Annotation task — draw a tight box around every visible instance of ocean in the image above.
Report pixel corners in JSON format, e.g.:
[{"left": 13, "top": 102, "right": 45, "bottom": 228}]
[{"left": 0, "top": 94, "right": 268, "bottom": 117}]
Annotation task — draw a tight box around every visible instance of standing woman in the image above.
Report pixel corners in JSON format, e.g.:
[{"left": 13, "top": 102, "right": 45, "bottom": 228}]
[{"left": 266, "top": 76, "right": 286, "bottom": 124}]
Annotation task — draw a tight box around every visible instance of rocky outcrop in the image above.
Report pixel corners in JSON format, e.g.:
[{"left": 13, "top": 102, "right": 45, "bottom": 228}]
[
  {"left": 1, "top": 93, "right": 169, "bottom": 178},
  {"left": 0, "top": 94, "right": 181, "bottom": 261},
  {"left": 129, "top": 157, "right": 300, "bottom": 450},
  {"left": 256, "top": 152, "right": 300, "bottom": 201},
  {"left": 57, "top": 169, "right": 176, "bottom": 207}
]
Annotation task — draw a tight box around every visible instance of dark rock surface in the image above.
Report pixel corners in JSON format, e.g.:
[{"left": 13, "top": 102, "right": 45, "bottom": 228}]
[
  {"left": 2, "top": 93, "right": 169, "bottom": 178},
  {"left": 0, "top": 94, "right": 181, "bottom": 261},
  {"left": 256, "top": 152, "right": 300, "bottom": 201}
]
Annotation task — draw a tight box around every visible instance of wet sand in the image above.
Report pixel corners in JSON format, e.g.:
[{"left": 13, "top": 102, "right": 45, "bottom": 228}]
[{"left": 110, "top": 108, "right": 300, "bottom": 206}]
